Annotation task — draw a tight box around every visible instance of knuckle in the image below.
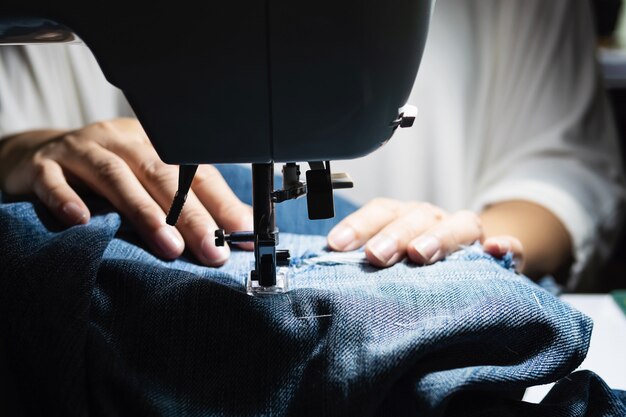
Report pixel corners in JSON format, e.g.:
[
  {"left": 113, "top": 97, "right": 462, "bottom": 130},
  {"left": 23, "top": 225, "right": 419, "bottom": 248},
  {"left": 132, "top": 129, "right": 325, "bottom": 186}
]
[
  {"left": 60, "top": 132, "right": 80, "bottom": 147},
  {"left": 56, "top": 133, "right": 88, "bottom": 156},
  {"left": 422, "top": 202, "right": 446, "bottom": 220},
  {"left": 89, "top": 120, "right": 119, "bottom": 145},
  {"left": 192, "top": 166, "right": 221, "bottom": 188},
  {"left": 138, "top": 157, "right": 171, "bottom": 184},
  {"left": 127, "top": 118, "right": 149, "bottom": 140},
  {"left": 92, "top": 120, "right": 116, "bottom": 134},
  {"left": 116, "top": 118, "right": 150, "bottom": 144},
  {"left": 39, "top": 140, "right": 62, "bottom": 157},
  {"left": 179, "top": 209, "right": 211, "bottom": 231},
  {"left": 34, "top": 135, "right": 70, "bottom": 159},
  {"left": 137, "top": 131, "right": 151, "bottom": 144},
  {"left": 215, "top": 201, "right": 245, "bottom": 223},
  {"left": 31, "top": 160, "right": 49, "bottom": 183},
  {"left": 91, "top": 154, "right": 126, "bottom": 183}
]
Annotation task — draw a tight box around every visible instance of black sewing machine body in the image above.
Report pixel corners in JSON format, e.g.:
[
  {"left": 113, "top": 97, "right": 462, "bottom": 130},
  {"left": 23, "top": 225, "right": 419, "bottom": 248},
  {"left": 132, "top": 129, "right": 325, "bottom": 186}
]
[{"left": 0, "top": 1, "right": 433, "bottom": 291}]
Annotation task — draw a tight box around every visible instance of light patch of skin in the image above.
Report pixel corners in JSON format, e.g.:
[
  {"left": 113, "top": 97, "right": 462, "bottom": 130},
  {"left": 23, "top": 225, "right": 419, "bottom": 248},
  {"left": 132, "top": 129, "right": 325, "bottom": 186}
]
[
  {"left": 328, "top": 198, "right": 572, "bottom": 281},
  {"left": 0, "top": 118, "right": 254, "bottom": 267},
  {"left": 0, "top": 118, "right": 573, "bottom": 279}
]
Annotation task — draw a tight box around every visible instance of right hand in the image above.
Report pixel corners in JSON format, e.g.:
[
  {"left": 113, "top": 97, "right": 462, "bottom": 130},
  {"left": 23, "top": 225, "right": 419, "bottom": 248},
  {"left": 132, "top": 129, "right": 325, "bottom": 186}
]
[{"left": 0, "top": 118, "right": 253, "bottom": 266}]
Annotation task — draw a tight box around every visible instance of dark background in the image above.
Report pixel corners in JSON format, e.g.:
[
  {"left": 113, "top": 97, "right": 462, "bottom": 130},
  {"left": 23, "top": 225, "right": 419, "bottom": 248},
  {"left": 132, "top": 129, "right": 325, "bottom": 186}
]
[{"left": 591, "top": 0, "right": 626, "bottom": 292}]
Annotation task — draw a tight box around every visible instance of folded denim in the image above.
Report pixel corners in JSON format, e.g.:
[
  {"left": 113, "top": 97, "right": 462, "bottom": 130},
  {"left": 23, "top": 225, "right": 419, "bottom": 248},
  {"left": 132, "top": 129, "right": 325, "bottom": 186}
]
[{"left": 0, "top": 197, "right": 624, "bottom": 417}]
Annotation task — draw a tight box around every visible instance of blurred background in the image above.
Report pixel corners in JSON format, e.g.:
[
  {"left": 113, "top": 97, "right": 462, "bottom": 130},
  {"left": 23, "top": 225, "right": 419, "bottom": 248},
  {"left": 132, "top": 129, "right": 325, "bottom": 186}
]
[
  {"left": 592, "top": 0, "right": 626, "bottom": 292},
  {"left": 333, "top": 1, "right": 626, "bottom": 293}
]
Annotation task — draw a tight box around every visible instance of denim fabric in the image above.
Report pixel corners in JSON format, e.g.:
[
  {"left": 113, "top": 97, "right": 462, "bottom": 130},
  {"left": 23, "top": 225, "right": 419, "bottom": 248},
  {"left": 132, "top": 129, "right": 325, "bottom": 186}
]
[{"left": 0, "top": 165, "right": 624, "bottom": 417}]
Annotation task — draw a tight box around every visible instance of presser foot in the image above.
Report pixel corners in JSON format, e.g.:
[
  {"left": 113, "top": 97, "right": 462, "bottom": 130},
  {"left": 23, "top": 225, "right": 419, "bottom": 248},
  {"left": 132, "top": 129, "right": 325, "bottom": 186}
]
[{"left": 246, "top": 268, "right": 289, "bottom": 296}]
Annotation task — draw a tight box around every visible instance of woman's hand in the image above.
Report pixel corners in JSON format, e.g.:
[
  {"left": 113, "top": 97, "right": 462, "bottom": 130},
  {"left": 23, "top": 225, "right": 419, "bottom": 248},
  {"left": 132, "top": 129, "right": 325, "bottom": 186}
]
[
  {"left": 327, "top": 198, "right": 525, "bottom": 269},
  {"left": 0, "top": 118, "right": 253, "bottom": 266}
]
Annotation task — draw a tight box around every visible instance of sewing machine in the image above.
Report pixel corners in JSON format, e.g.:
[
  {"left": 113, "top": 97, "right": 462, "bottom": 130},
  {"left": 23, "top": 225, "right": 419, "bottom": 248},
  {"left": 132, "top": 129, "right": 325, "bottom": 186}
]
[{"left": 0, "top": 1, "right": 433, "bottom": 294}]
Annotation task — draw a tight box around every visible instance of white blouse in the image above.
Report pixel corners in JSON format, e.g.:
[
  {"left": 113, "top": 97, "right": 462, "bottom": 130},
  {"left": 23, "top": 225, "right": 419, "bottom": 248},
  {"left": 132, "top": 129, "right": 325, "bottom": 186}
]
[
  {"left": 336, "top": 0, "right": 626, "bottom": 290},
  {"left": 0, "top": 0, "right": 624, "bottom": 289}
]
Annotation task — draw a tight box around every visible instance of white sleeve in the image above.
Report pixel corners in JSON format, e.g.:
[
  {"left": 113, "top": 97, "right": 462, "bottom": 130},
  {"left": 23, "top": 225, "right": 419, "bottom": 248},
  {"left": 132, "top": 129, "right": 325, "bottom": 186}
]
[
  {"left": 0, "top": 44, "right": 130, "bottom": 139},
  {"left": 467, "top": 0, "right": 626, "bottom": 290}
]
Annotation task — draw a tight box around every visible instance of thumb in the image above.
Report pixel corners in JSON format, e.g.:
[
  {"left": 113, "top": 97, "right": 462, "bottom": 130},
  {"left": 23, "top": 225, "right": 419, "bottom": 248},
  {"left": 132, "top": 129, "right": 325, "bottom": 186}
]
[{"left": 483, "top": 235, "right": 525, "bottom": 272}]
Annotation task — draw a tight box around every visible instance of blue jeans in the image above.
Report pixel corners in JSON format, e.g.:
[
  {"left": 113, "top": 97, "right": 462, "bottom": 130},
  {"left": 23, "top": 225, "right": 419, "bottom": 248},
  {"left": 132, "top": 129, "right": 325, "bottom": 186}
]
[{"left": 0, "top": 164, "right": 624, "bottom": 417}]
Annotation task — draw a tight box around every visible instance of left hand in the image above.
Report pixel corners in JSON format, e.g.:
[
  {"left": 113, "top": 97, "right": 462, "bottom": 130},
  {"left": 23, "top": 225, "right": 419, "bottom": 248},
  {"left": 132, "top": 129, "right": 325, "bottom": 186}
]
[
  {"left": 327, "top": 198, "right": 524, "bottom": 269},
  {"left": 0, "top": 118, "right": 254, "bottom": 266}
]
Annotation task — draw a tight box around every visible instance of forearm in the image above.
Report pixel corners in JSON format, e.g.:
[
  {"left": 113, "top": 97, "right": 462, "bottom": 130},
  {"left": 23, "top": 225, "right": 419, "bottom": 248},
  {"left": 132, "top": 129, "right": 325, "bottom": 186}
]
[
  {"left": 0, "top": 129, "right": 68, "bottom": 148},
  {"left": 480, "top": 200, "right": 573, "bottom": 281}
]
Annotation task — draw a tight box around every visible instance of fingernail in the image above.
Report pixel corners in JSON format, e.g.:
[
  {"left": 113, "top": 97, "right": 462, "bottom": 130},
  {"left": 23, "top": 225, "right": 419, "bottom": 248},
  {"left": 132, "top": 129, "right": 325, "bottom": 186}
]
[
  {"left": 368, "top": 235, "right": 398, "bottom": 265},
  {"left": 494, "top": 238, "right": 511, "bottom": 254},
  {"left": 62, "top": 202, "right": 88, "bottom": 225},
  {"left": 154, "top": 226, "right": 184, "bottom": 258},
  {"left": 413, "top": 236, "right": 441, "bottom": 262},
  {"left": 201, "top": 232, "right": 230, "bottom": 265},
  {"left": 328, "top": 226, "right": 356, "bottom": 250}
]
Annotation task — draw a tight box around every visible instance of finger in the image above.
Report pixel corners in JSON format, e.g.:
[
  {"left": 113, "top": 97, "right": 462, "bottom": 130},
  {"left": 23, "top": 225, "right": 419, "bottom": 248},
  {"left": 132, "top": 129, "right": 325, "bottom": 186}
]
[
  {"left": 30, "top": 159, "right": 90, "bottom": 226},
  {"left": 407, "top": 210, "right": 483, "bottom": 265},
  {"left": 173, "top": 191, "right": 232, "bottom": 266},
  {"left": 364, "top": 204, "right": 445, "bottom": 267},
  {"left": 483, "top": 235, "right": 525, "bottom": 271},
  {"left": 111, "top": 146, "right": 233, "bottom": 264},
  {"left": 95, "top": 123, "right": 252, "bottom": 254},
  {"left": 56, "top": 143, "right": 185, "bottom": 260},
  {"left": 191, "top": 165, "right": 254, "bottom": 250},
  {"left": 328, "top": 199, "right": 416, "bottom": 252}
]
